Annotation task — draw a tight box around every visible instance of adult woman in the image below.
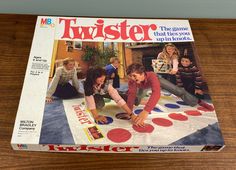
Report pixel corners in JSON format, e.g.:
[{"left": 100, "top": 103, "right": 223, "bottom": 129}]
[
  {"left": 84, "top": 67, "right": 133, "bottom": 124},
  {"left": 156, "top": 43, "right": 180, "bottom": 84}
]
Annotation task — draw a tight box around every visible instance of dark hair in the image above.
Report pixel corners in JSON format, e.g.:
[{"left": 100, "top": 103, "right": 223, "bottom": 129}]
[
  {"left": 84, "top": 67, "right": 107, "bottom": 96},
  {"left": 126, "top": 63, "right": 145, "bottom": 75},
  {"left": 180, "top": 55, "right": 192, "bottom": 61},
  {"left": 77, "top": 71, "right": 85, "bottom": 79}
]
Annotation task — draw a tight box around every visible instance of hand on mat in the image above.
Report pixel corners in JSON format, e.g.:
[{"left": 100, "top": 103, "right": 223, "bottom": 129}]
[
  {"left": 130, "top": 113, "right": 137, "bottom": 122},
  {"left": 46, "top": 97, "right": 53, "bottom": 103},
  {"left": 132, "top": 110, "right": 149, "bottom": 127},
  {"left": 94, "top": 115, "right": 107, "bottom": 124}
]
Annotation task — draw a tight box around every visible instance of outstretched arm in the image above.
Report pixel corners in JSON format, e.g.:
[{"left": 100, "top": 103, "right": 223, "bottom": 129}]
[
  {"left": 107, "top": 84, "right": 132, "bottom": 113},
  {"left": 134, "top": 74, "right": 161, "bottom": 127},
  {"left": 46, "top": 68, "right": 62, "bottom": 102},
  {"left": 85, "top": 95, "right": 107, "bottom": 124},
  {"left": 126, "top": 80, "right": 137, "bottom": 111},
  {"left": 143, "top": 74, "right": 161, "bottom": 113}
]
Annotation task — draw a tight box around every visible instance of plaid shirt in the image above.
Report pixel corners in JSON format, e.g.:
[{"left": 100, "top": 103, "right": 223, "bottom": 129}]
[{"left": 157, "top": 52, "right": 179, "bottom": 72}]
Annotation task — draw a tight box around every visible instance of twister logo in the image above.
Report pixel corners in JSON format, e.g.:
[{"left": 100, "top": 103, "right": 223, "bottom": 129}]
[
  {"left": 59, "top": 18, "right": 157, "bottom": 41},
  {"left": 40, "top": 18, "right": 55, "bottom": 28}
]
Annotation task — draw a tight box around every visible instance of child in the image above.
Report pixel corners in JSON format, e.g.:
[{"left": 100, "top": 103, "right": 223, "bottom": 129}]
[
  {"left": 156, "top": 43, "right": 180, "bottom": 84},
  {"left": 105, "top": 57, "right": 120, "bottom": 88},
  {"left": 126, "top": 63, "right": 161, "bottom": 127},
  {"left": 46, "top": 58, "right": 82, "bottom": 103},
  {"left": 127, "top": 63, "right": 214, "bottom": 126},
  {"left": 176, "top": 56, "right": 204, "bottom": 97},
  {"left": 84, "top": 67, "right": 133, "bottom": 124}
]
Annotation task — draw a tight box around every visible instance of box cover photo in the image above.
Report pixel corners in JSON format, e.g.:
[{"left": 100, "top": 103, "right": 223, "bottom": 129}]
[{"left": 11, "top": 16, "right": 225, "bottom": 153}]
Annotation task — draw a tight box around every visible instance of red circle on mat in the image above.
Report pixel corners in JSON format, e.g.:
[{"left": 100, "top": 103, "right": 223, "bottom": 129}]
[
  {"left": 184, "top": 110, "right": 202, "bottom": 116},
  {"left": 197, "top": 106, "right": 209, "bottom": 112},
  {"left": 168, "top": 113, "right": 188, "bottom": 121},
  {"left": 107, "top": 128, "right": 131, "bottom": 143},
  {"left": 132, "top": 123, "right": 154, "bottom": 133},
  {"left": 152, "top": 118, "right": 173, "bottom": 127}
]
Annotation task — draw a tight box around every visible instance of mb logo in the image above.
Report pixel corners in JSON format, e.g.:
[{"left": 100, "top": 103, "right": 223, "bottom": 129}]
[{"left": 40, "top": 18, "right": 55, "bottom": 28}]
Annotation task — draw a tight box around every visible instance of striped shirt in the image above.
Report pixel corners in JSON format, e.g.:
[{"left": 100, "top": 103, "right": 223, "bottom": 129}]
[{"left": 176, "top": 64, "right": 203, "bottom": 90}]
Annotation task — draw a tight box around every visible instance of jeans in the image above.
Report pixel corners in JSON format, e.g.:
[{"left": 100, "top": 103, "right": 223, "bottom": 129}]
[
  {"left": 158, "top": 77, "right": 198, "bottom": 106},
  {"left": 53, "top": 83, "right": 79, "bottom": 99},
  {"left": 134, "top": 77, "right": 198, "bottom": 107}
]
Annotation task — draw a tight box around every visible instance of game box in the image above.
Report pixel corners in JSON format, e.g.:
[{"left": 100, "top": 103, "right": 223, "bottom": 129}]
[{"left": 11, "top": 16, "right": 225, "bottom": 153}]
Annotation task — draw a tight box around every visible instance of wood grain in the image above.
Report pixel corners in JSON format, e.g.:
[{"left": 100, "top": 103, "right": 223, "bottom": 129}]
[{"left": 0, "top": 14, "right": 236, "bottom": 170}]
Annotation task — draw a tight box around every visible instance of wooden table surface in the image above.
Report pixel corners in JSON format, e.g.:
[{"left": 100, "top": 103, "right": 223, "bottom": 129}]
[{"left": 0, "top": 14, "right": 236, "bottom": 170}]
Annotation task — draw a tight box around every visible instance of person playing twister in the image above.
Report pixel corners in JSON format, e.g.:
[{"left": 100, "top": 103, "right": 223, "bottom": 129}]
[
  {"left": 126, "top": 63, "right": 161, "bottom": 127},
  {"left": 84, "top": 67, "right": 133, "bottom": 124},
  {"left": 46, "top": 57, "right": 83, "bottom": 103},
  {"left": 105, "top": 57, "right": 120, "bottom": 88}
]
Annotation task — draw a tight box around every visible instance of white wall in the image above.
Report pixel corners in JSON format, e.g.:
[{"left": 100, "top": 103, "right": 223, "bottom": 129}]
[{"left": 0, "top": 0, "right": 235, "bottom": 18}]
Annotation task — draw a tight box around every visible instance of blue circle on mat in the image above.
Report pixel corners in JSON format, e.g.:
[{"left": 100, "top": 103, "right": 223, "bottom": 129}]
[
  {"left": 96, "top": 116, "right": 113, "bottom": 125},
  {"left": 134, "top": 109, "right": 151, "bottom": 114},
  {"left": 176, "top": 101, "right": 188, "bottom": 106},
  {"left": 152, "top": 107, "right": 163, "bottom": 112},
  {"left": 134, "top": 109, "right": 143, "bottom": 115},
  {"left": 165, "top": 103, "right": 180, "bottom": 109}
]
